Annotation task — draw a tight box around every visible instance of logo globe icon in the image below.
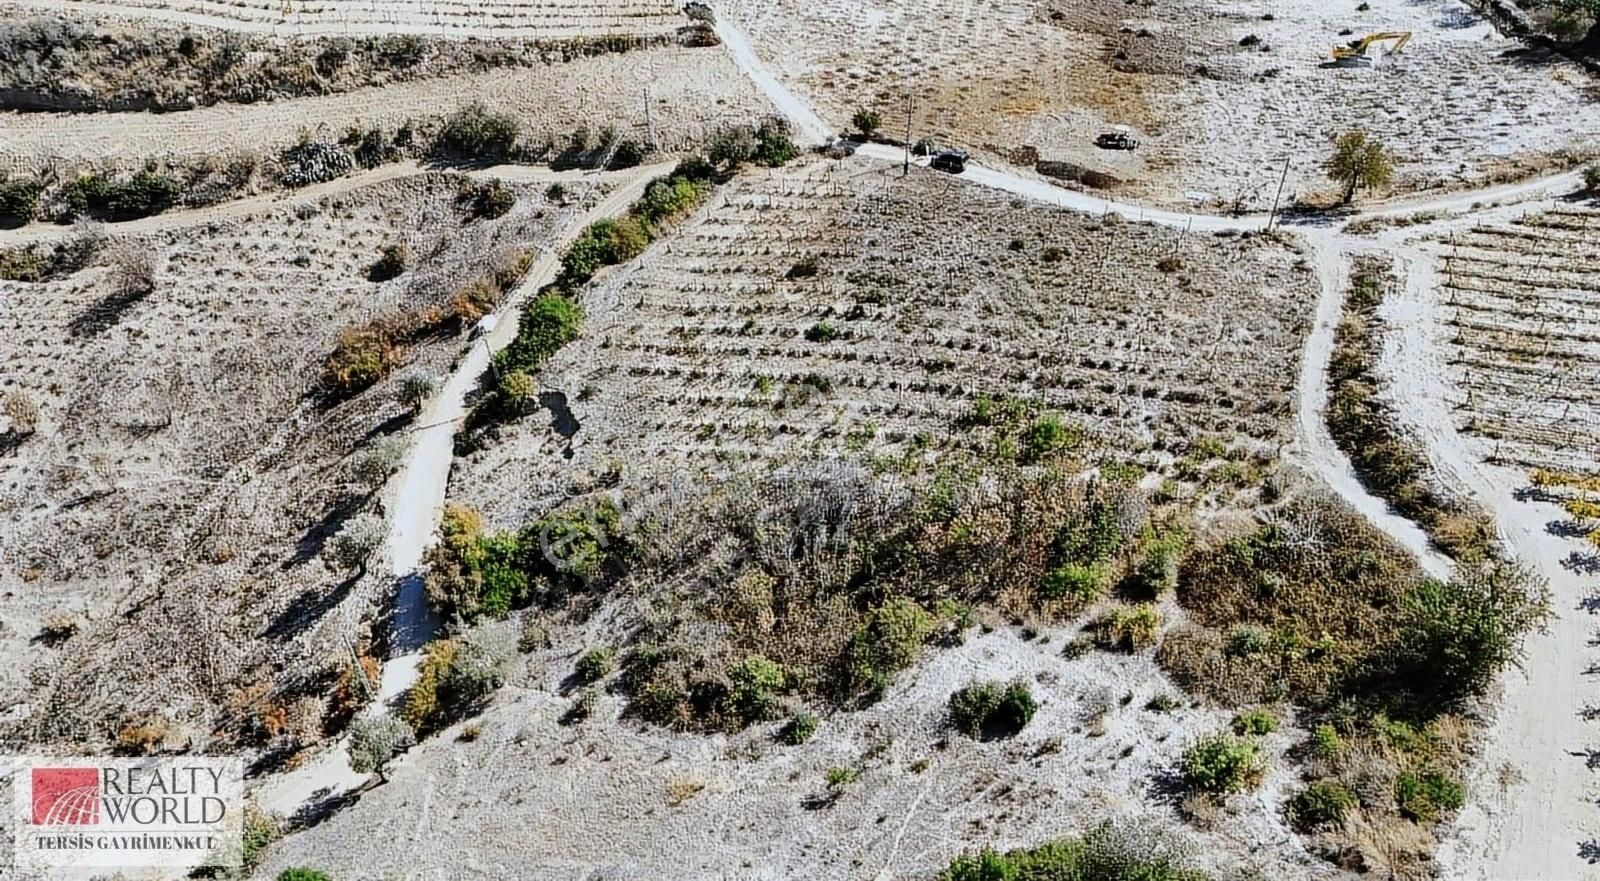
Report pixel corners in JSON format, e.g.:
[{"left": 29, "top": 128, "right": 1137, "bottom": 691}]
[
  {"left": 31, "top": 768, "right": 101, "bottom": 827},
  {"left": 37, "top": 785, "right": 100, "bottom": 826}
]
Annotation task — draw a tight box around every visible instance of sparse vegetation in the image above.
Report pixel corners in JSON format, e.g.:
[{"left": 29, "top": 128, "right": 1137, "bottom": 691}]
[
  {"left": 436, "top": 103, "right": 522, "bottom": 162},
  {"left": 1288, "top": 780, "right": 1357, "bottom": 831},
  {"left": 942, "top": 824, "right": 1209, "bottom": 881},
  {"left": 368, "top": 242, "right": 412, "bottom": 282},
  {"left": 1327, "top": 260, "right": 1494, "bottom": 558},
  {"left": 852, "top": 107, "right": 882, "bottom": 137}
]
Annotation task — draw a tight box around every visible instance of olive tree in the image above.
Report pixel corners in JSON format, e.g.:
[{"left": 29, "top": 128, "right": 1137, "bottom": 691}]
[
  {"left": 347, "top": 714, "right": 415, "bottom": 784},
  {"left": 330, "top": 511, "right": 385, "bottom": 575},
  {"left": 1325, "top": 130, "right": 1394, "bottom": 204}
]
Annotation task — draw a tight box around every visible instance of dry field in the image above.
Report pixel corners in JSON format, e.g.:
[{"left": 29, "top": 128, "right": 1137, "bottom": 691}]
[
  {"left": 4, "top": 0, "right": 686, "bottom": 37},
  {"left": 0, "top": 172, "right": 596, "bottom": 749},
  {"left": 0, "top": 44, "right": 771, "bottom": 176},
  {"left": 721, "top": 0, "right": 1600, "bottom": 208},
  {"left": 257, "top": 624, "right": 1332, "bottom": 879},
  {"left": 452, "top": 158, "right": 1315, "bottom": 523},
  {"left": 1431, "top": 202, "right": 1600, "bottom": 473}
]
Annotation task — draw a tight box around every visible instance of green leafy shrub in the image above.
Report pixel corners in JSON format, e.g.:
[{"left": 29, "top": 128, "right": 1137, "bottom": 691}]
[
  {"left": 1092, "top": 604, "right": 1160, "bottom": 651},
  {"left": 1394, "top": 564, "right": 1548, "bottom": 711},
  {"left": 1230, "top": 708, "right": 1277, "bottom": 735},
  {"left": 1586, "top": 164, "right": 1600, "bottom": 194},
  {"left": 948, "top": 680, "right": 1037, "bottom": 740},
  {"left": 1181, "top": 733, "right": 1263, "bottom": 794},
  {"left": 1022, "top": 414, "right": 1082, "bottom": 463},
  {"left": 852, "top": 107, "right": 882, "bottom": 136},
  {"left": 471, "top": 179, "right": 516, "bottom": 219},
  {"left": 436, "top": 103, "right": 521, "bottom": 161},
  {"left": 1311, "top": 723, "right": 1343, "bottom": 760},
  {"left": 0, "top": 178, "right": 41, "bottom": 227},
  {"left": 805, "top": 322, "right": 840, "bottom": 343},
  {"left": 62, "top": 170, "right": 178, "bottom": 221},
  {"left": 1395, "top": 769, "right": 1464, "bottom": 822},
  {"left": 1038, "top": 561, "right": 1108, "bottom": 604},
  {"left": 276, "top": 868, "right": 332, "bottom": 881},
  {"left": 942, "top": 824, "right": 1209, "bottom": 881},
  {"left": 753, "top": 117, "right": 800, "bottom": 166},
  {"left": 1288, "top": 780, "right": 1356, "bottom": 831},
  {"left": 848, "top": 597, "right": 934, "bottom": 695},
  {"left": 495, "top": 294, "right": 582, "bottom": 376},
  {"left": 779, "top": 712, "right": 817, "bottom": 745},
  {"left": 347, "top": 715, "right": 415, "bottom": 780},
  {"left": 725, "top": 655, "right": 785, "bottom": 724},
  {"left": 496, "top": 370, "right": 539, "bottom": 414},
  {"left": 576, "top": 646, "right": 615, "bottom": 683},
  {"left": 825, "top": 766, "right": 859, "bottom": 788}
]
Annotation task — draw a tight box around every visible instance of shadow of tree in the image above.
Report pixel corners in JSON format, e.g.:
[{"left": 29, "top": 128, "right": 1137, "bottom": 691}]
[
  {"left": 286, "top": 492, "right": 365, "bottom": 569},
  {"left": 263, "top": 572, "right": 360, "bottom": 641},
  {"left": 68, "top": 285, "right": 154, "bottom": 338}
]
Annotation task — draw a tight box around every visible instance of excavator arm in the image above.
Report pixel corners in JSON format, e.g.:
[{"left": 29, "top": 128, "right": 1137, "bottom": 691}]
[{"left": 1331, "top": 30, "right": 1412, "bottom": 61}]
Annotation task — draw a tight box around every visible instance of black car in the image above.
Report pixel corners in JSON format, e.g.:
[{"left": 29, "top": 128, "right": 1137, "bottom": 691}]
[{"left": 930, "top": 149, "right": 969, "bottom": 174}]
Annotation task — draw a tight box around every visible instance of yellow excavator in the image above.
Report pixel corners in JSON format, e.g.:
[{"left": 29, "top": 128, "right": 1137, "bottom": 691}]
[{"left": 1331, "top": 31, "right": 1412, "bottom": 63}]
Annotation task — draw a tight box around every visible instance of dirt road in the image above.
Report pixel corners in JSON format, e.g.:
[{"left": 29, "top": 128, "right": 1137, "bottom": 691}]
[
  {"left": 255, "top": 161, "right": 673, "bottom": 817},
  {"left": 710, "top": 11, "right": 1597, "bottom": 877}
]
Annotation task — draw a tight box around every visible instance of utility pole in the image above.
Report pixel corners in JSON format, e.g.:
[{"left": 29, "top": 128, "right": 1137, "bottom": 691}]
[
  {"left": 1267, "top": 156, "right": 1290, "bottom": 229},
  {"left": 644, "top": 86, "right": 658, "bottom": 153},
  {"left": 903, "top": 93, "right": 914, "bottom": 177}
]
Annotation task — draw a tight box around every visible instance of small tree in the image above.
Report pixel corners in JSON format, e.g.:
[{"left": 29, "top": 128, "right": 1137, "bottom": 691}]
[
  {"left": 397, "top": 372, "right": 436, "bottom": 414},
  {"left": 1325, "top": 130, "right": 1394, "bottom": 204},
  {"left": 1584, "top": 164, "right": 1600, "bottom": 195},
  {"left": 347, "top": 714, "right": 415, "bottom": 784},
  {"left": 330, "top": 512, "right": 385, "bottom": 575},
  {"left": 852, "top": 108, "right": 882, "bottom": 138}
]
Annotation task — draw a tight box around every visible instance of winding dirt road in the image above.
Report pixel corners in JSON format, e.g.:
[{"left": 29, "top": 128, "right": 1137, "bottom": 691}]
[{"left": 706, "top": 6, "right": 1596, "bottom": 877}]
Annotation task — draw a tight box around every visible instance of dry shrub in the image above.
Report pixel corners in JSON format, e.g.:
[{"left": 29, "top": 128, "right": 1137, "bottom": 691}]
[
  {"left": 3, "top": 389, "right": 40, "bottom": 435},
  {"left": 665, "top": 777, "right": 706, "bottom": 806},
  {"left": 116, "top": 714, "right": 176, "bottom": 755},
  {"left": 324, "top": 320, "right": 406, "bottom": 392},
  {"left": 330, "top": 654, "right": 381, "bottom": 725}
]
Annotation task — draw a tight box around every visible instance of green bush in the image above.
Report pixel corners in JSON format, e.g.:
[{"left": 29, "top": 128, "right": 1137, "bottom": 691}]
[
  {"left": 62, "top": 170, "right": 179, "bottom": 221},
  {"left": 495, "top": 294, "right": 582, "bottom": 376},
  {"left": 825, "top": 766, "right": 859, "bottom": 789},
  {"left": 1181, "top": 733, "right": 1262, "bottom": 794},
  {"left": 725, "top": 655, "right": 785, "bottom": 724},
  {"left": 1311, "top": 723, "right": 1343, "bottom": 760},
  {"left": 437, "top": 103, "right": 521, "bottom": 161},
  {"left": 848, "top": 597, "right": 934, "bottom": 694},
  {"left": 1230, "top": 708, "right": 1277, "bottom": 736},
  {"left": 779, "top": 712, "right": 817, "bottom": 745},
  {"left": 1584, "top": 164, "right": 1600, "bottom": 194},
  {"left": 277, "top": 869, "right": 331, "bottom": 881},
  {"left": 1093, "top": 604, "right": 1160, "bottom": 651},
  {"left": 805, "top": 322, "right": 840, "bottom": 343},
  {"left": 1395, "top": 769, "right": 1464, "bottom": 822},
  {"left": 0, "top": 178, "right": 41, "bottom": 227},
  {"left": 496, "top": 370, "right": 539, "bottom": 413},
  {"left": 1022, "top": 414, "right": 1081, "bottom": 463},
  {"left": 1038, "top": 561, "right": 1107, "bottom": 604},
  {"left": 852, "top": 107, "right": 882, "bottom": 136},
  {"left": 1395, "top": 563, "right": 1547, "bottom": 710},
  {"left": 576, "top": 646, "right": 615, "bottom": 683},
  {"left": 753, "top": 117, "right": 801, "bottom": 167},
  {"left": 1288, "top": 780, "right": 1356, "bottom": 831},
  {"left": 949, "top": 680, "right": 1037, "bottom": 740},
  {"left": 942, "top": 824, "right": 1209, "bottom": 881}
]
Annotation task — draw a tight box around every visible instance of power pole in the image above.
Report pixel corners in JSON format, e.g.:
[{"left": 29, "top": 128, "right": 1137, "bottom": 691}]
[
  {"left": 644, "top": 86, "right": 658, "bottom": 153},
  {"left": 1267, "top": 156, "right": 1290, "bottom": 229},
  {"left": 903, "top": 93, "right": 914, "bottom": 177}
]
